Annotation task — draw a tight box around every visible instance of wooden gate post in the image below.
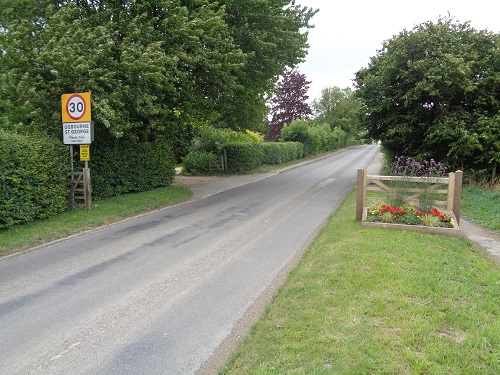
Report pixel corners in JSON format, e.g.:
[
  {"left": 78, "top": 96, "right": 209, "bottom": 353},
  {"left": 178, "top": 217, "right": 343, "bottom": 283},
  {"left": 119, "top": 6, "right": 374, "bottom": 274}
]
[
  {"left": 447, "top": 172, "right": 456, "bottom": 212},
  {"left": 453, "top": 170, "right": 463, "bottom": 224},
  {"left": 356, "top": 169, "right": 367, "bottom": 221}
]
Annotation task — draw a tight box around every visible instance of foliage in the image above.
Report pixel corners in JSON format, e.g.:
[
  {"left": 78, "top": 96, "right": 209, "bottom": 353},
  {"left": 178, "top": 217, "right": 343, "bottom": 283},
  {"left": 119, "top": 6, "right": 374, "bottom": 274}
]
[
  {"left": 89, "top": 140, "right": 176, "bottom": 198},
  {"left": 280, "top": 119, "right": 345, "bottom": 156},
  {"left": 219, "top": 1, "right": 317, "bottom": 131},
  {"left": 260, "top": 142, "right": 304, "bottom": 165},
  {"left": 188, "top": 126, "right": 254, "bottom": 155},
  {"left": 0, "top": 0, "right": 317, "bottom": 155},
  {"left": 0, "top": 130, "right": 68, "bottom": 228},
  {"left": 391, "top": 155, "right": 449, "bottom": 177},
  {"left": 354, "top": 16, "right": 500, "bottom": 176},
  {"left": 245, "top": 129, "right": 264, "bottom": 143},
  {"left": 268, "top": 70, "right": 313, "bottom": 140},
  {"left": 181, "top": 151, "right": 217, "bottom": 174},
  {"left": 312, "top": 86, "right": 362, "bottom": 140},
  {"left": 225, "top": 142, "right": 264, "bottom": 172},
  {"left": 366, "top": 203, "right": 455, "bottom": 228}
]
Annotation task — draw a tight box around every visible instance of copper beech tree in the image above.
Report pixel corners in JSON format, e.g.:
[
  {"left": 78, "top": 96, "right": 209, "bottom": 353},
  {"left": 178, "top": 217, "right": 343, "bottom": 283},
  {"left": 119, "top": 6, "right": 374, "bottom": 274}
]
[{"left": 268, "top": 70, "right": 313, "bottom": 141}]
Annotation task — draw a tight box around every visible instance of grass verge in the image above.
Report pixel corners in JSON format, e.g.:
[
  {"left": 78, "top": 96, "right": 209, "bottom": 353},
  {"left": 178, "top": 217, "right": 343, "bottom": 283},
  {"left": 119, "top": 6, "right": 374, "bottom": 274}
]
[
  {"left": 222, "top": 190, "right": 500, "bottom": 374},
  {"left": 462, "top": 187, "right": 500, "bottom": 233},
  {"left": 0, "top": 186, "right": 191, "bottom": 256}
]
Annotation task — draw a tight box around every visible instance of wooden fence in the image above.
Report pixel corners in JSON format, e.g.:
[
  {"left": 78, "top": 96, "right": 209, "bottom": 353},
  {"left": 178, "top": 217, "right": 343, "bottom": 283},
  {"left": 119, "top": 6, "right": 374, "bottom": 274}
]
[{"left": 356, "top": 169, "right": 463, "bottom": 224}]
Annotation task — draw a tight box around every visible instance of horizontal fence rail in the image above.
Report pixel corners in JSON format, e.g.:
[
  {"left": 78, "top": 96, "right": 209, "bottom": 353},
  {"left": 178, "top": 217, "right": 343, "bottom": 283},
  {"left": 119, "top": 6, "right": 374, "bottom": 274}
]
[{"left": 356, "top": 169, "right": 463, "bottom": 224}]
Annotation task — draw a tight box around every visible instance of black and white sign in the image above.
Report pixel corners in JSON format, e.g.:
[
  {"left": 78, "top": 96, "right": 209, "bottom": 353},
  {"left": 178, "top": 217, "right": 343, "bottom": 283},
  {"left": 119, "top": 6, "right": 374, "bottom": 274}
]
[{"left": 62, "top": 122, "right": 93, "bottom": 145}]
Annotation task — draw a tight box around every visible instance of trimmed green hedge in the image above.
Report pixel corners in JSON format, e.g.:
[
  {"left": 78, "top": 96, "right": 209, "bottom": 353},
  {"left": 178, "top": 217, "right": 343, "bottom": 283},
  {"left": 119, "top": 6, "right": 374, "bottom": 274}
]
[
  {"left": 225, "top": 142, "right": 265, "bottom": 172},
  {"left": 260, "top": 142, "right": 304, "bottom": 164},
  {"left": 0, "top": 131, "right": 68, "bottom": 229},
  {"left": 89, "top": 141, "right": 176, "bottom": 198}
]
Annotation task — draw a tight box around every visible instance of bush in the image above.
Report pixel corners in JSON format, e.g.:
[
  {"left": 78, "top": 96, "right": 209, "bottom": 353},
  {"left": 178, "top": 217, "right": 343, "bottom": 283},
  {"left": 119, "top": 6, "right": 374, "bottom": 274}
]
[
  {"left": 260, "top": 142, "right": 304, "bottom": 164},
  {"left": 281, "top": 120, "right": 338, "bottom": 156},
  {"left": 0, "top": 131, "right": 68, "bottom": 228},
  {"left": 189, "top": 126, "right": 254, "bottom": 154},
  {"left": 182, "top": 151, "right": 216, "bottom": 174},
  {"left": 89, "top": 140, "right": 175, "bottom": 198},
  {"left": 225, "top": 142, "right": 264, "bottom": 172}
]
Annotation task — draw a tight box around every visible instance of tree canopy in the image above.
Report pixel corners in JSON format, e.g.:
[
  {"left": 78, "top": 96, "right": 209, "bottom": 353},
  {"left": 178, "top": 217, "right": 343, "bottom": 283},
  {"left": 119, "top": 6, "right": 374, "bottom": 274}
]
[
  {"left": 268, "top": 70, "right": 312, "bottom": 141},
  {"left": 312, "top": 86, "right": 362, "bottom": 140},
  {"left": 354, "top": 16, "right": 500, "bottom": 175},
  {"left": 0, "top": 0, "right": 316, "bottom": 157}
]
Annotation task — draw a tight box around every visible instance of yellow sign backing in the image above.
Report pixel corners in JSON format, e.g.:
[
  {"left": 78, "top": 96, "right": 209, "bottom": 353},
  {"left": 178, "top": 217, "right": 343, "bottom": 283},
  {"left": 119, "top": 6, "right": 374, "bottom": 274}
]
[{"left": 62, "top": 92, "right": 91, "bottom": 123}]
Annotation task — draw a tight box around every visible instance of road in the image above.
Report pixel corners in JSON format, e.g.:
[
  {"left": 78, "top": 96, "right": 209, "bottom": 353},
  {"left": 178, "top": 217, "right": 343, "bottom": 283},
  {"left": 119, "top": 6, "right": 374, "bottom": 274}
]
[{"left": 0, "top": 144, "right": 380, "bottom": 374}]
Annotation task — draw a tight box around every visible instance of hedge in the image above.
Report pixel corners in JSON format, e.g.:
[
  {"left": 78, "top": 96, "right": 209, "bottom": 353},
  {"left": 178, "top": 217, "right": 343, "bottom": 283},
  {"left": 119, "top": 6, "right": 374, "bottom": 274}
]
[
  {"left": 88, "top": 140, "right": 176, "bottom": 198},
  {"left": 0, "top": 131, "right": 68, "bottom": 229},
  {"left": 225, "top": 142, "right": 265, "bottom": 172},
  {"left": 260, "top": 142, "right": 304, "bottom": 164}
]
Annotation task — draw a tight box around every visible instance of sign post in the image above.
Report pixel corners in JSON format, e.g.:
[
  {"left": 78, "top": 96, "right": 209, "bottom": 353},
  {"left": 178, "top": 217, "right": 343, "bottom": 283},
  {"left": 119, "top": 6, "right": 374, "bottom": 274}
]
[{"left": 62, "top": 92, "right": 93, "bottom": 210}]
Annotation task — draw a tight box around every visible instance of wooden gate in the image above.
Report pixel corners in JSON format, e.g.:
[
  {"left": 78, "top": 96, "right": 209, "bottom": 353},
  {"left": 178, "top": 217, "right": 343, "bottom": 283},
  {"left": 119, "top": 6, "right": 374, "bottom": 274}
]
[{"left": 67, "top": 168, "right": 92, "bottom": 210}]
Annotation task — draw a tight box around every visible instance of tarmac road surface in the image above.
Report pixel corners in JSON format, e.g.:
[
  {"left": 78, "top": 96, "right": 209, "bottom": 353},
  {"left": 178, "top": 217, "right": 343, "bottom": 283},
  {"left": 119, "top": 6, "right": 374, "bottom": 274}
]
[{"left": 0, "top": 144, "right": 380, "bottom": 374}]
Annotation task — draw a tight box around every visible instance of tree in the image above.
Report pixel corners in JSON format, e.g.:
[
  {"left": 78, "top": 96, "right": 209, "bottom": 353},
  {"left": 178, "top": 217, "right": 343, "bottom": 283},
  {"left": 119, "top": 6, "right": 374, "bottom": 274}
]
[
  {"left": 0, "top": 0, "right": 317, "bottom": 157},
  {"left": 354, "top": 16, "right": 500, "bottom": 174},
  {"left": 312, "top": 86, "right": 362, "bottom": 140},
  {"left": 218, "top": 0, "right": 317, "bottom": 132},
  {"left": 0, "top": 1, "right": 244, "bottom": 147},
  {"left": 268, "top": 70, "right": 312, "bottom": 141}
]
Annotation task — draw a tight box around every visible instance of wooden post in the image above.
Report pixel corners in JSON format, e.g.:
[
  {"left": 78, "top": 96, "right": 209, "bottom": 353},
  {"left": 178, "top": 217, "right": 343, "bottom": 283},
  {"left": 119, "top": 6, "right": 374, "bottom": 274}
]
[
  {"left": 83, "top": 167, "right": 92, "bottom": 211},
  {"left": 356, "top": 169, "right": 366, "bottom": 221},
  {"left": 453, "top": 170, "right": 463, "bottom": 224},
  {"left": 447, "top": 172, "right": 455, "bottom": 212}
]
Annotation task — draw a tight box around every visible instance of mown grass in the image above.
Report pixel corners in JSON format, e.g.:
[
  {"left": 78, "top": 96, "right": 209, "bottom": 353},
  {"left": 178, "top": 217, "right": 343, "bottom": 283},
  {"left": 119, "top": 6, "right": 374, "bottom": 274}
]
[
  {"left": 222, "top": 191, "right": 500, "bottom": 374},
  {"left": 462, "top": 187, "right": 500, "bottom": 233},
  {"left": 0, "top": 186, "right": 191, "bottom": 256}
]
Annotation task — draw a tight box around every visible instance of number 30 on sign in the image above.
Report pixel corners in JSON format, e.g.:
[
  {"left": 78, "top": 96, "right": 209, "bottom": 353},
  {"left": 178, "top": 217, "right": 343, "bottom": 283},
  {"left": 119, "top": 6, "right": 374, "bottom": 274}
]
[{"left": 61, "top": 92, "right": 91, "bottom": 123}]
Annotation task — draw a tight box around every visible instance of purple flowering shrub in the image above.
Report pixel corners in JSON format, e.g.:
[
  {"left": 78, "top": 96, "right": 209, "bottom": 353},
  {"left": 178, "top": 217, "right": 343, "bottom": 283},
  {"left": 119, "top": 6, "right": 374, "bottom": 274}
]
[
  {"left": 388, "top": 156, "right": 451, "bottom": 210},
  {"left": 391, "top": 156, "right": 449, "bottom": 178}
]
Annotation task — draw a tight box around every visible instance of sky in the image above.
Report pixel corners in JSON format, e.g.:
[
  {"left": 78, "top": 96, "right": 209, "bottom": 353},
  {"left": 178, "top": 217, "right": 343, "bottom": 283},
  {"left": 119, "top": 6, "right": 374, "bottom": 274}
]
[{"left": 298, "top": 0, "right": 500, "bottom": 103}]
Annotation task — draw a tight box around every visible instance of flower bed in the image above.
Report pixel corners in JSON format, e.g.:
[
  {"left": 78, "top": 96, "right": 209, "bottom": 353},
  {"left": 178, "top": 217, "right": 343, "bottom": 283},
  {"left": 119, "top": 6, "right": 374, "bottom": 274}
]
[{"left": 361, "top": 203, "right": 462, "bottom": 238}]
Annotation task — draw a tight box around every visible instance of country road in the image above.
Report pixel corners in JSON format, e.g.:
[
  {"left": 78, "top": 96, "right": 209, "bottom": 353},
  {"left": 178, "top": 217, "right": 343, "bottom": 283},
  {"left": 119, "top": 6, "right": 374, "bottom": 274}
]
[{"left": 0, "top": 144, "right": 380, "bottom": 374}]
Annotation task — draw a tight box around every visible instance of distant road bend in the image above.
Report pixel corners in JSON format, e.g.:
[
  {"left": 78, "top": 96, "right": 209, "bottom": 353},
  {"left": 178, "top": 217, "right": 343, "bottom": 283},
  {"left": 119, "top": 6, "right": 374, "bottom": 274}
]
[{"left": 0, "top": 144, "right": 380, "bottom": 374}]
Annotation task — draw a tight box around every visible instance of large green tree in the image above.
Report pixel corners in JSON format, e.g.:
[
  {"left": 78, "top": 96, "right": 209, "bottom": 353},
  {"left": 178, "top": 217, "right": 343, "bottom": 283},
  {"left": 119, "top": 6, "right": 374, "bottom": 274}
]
[
  {"left": 354, "top": 16, "right": 500, "bottom": 175},
  {"left": 0, "top": 0, "right": 316, "bottom": 156},
  {"left": 218, "top": 0, "right": 317, "bottom": 132},
  {"left": 0, "top": 0, "right": 245, "bottom": 152},
  {"left": 312, "top": 86, "right": 362, "bottom": 140}
]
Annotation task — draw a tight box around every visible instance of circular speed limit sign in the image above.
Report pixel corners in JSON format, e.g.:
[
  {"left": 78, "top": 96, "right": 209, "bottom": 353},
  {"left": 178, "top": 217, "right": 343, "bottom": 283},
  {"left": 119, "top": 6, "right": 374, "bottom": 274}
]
[
  {"left": 67, "top": 94, "right": 86, "bottom": 120},
  {"left": 61, "top": 92, "right": 91, "bottom": 123}
]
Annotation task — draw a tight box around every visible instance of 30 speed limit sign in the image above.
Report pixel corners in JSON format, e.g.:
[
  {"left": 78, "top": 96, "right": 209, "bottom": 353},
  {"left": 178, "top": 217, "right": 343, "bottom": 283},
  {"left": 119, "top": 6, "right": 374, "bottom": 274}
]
[{"left": 61, "top": 92, "right": 91, "bottom": 123}]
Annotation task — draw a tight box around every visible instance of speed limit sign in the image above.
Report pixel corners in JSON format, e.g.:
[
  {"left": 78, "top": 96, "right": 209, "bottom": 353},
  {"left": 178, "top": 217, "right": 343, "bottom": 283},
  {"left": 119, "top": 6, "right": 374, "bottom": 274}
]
[{"left": 61, "top": 92, "right": 91, "bottom": 123}]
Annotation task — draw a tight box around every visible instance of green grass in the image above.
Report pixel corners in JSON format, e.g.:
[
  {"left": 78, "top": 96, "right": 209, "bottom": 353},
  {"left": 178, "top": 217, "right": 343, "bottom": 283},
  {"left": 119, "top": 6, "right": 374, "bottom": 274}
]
[
  {"left": 462, "top": 187, "right": 500, "bottom": 233},
  {"left": 0, "top": 186, "right": 191, "bottom": 256},
  {"left": 222, "top": 191, "right": 500, "bottom": 374}
]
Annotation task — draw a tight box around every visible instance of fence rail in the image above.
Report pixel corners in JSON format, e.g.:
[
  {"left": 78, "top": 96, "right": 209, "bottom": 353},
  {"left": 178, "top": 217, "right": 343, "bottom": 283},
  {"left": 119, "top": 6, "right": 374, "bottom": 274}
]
[{"left": 356, "top": 169, "right": 463, "bottom": 224}]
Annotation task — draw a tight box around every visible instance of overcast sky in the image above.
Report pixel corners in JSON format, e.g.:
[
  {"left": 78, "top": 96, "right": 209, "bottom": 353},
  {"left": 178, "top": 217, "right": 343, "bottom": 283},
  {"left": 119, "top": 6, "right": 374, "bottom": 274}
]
[{"left": 298, "top": 0, "right": 500, "bottom": 102}]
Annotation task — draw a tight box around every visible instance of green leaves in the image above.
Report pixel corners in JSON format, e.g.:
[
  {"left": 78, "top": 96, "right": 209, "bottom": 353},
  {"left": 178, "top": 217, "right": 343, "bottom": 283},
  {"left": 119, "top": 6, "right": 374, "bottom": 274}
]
[
  {"left": 355, "top": 16, "right": 500, "bottom": 175},
  {"left": 1, "top": 0, "right": 316, "bottom": 157}
]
